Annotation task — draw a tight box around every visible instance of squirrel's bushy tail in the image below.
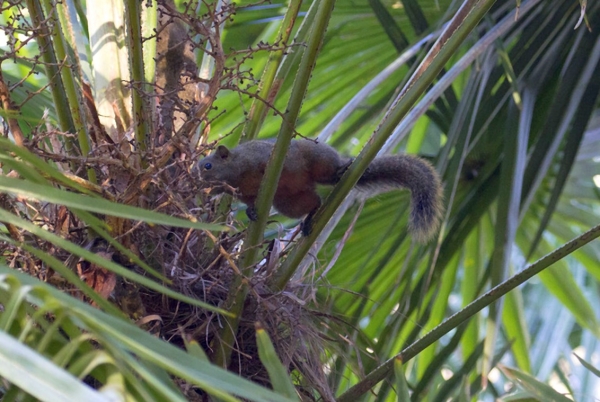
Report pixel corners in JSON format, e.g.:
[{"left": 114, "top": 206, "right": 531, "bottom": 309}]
[{"left": 357, "top": 155, "right": 444, "bottom": 242}]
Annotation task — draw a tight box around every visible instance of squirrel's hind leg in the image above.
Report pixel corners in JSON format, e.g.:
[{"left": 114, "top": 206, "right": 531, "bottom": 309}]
[
  {"left": 273, "top": 190, "right": 321, "bottom": 219},
  {"left": 274, "top": 190, "right": 321, "bottom": 236},
  {"left": 245, "top": 206, "right": 258, "bottom": 221}
]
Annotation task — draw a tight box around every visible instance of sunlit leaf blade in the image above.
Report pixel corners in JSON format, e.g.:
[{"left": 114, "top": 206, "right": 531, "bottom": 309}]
[
  {"left": 498, "top": 365, "right": 573, "bottom": 402},
  {"left": 573, "top": 353, "right": 600, "bottom": 379},
  {"left": 0, "top": 330, "right": 110, "bottom": 402}
]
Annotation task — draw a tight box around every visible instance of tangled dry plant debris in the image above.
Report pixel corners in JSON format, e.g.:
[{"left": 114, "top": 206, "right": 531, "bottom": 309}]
[{"left": 0, "top": 1, "right": 334, "bottom": 399}]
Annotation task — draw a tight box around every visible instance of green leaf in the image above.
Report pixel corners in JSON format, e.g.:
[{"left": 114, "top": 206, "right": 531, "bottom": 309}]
[
  {"left": 573, "top": 353, "right": 600, "bottom": 379},
  {"left": 498, "top": 365, "right": 573, "bottom": 402},
  {"left": 0, "top": 176, "right": 226, "bottom": 232},
  {"left": 538, "top": 261, "right": 600, "bottom": 337},
  {"left": 502, "top": 286, "right": 531, "bottom": 372},
  {"left": 184, "top": 339, "right": 209, "bottom": 361},
  {"left": 0, "top": 266, "right": 298, "bottom": 402},
  {"left": 393, "top": 357, "right": 410, "bottom": 402},
  {"left": 0, "top": 329, "right": 110, "bottom": 402},
  {"left": 256, "top": 323, "right": 299, "bottom": 400},
  {"left": 0, "top": 210, "right": 230, "bottom": 315}
]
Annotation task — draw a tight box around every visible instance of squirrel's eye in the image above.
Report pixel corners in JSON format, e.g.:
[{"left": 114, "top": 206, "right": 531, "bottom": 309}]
[{"left": 204, "top": 162, "right": 212, "bottom": 170}]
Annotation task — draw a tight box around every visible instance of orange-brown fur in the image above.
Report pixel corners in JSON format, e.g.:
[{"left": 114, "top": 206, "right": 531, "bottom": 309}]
[{"left": 198, "top": 139, "right": 444, "bottom": 241}]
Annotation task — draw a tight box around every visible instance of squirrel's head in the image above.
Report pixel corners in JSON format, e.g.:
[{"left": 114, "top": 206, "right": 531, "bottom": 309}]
[{"left": 197, "top": 145, "right": 235, "bottom": 184}]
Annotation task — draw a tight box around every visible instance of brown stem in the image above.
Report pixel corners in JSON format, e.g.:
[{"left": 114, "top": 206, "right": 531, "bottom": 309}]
[{"left": 0, "top": 72, "right": 25, "bottom": 147}]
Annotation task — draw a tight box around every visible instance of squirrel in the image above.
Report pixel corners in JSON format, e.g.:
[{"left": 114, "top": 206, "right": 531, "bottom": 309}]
[{"left": 197, "top": 139, "right": 444, "bottom": 242}]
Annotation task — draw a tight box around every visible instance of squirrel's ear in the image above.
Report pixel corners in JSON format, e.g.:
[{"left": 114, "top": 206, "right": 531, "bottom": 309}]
[{"left": 215, "top": 145, "right": 230, "bottom": 159}]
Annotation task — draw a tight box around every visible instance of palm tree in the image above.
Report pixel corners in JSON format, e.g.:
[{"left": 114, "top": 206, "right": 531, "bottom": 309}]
[{"left": 1, "top": 0, "right": 599, "bottom": 400}]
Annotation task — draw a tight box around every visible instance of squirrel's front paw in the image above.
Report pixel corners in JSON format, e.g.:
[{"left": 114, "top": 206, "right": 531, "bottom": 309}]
[
  {"left": 302, "top": 215, "right": 319, "bottom": 236},
  {"left": 300, "top": 219, "right": 312, "bottom": 236},
  {"left": 301, "top": 208, "right": 319, "bottom": 236},
  {"left": 335, "top": 159, "right": 353, "bottom": 181},
  {"left": 246, "top": 206, "right": 258, "bottom": 221}
]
